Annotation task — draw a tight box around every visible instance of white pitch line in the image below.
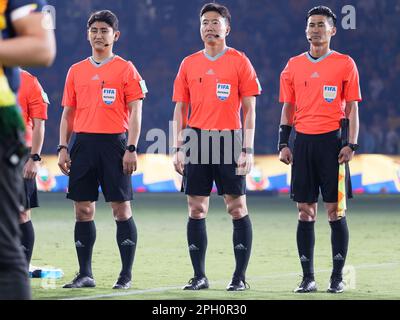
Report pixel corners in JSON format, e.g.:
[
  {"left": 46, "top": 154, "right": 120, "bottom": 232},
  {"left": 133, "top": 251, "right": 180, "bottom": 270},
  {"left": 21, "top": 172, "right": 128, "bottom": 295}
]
[{"left": 61, "top": 261, "right": 400, "bottom": 300}]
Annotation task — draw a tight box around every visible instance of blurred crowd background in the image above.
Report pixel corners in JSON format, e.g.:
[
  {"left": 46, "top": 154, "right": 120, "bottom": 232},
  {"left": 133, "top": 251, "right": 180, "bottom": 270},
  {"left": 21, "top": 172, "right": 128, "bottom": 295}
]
[{"left": 29, "top": 0, "right": 400, "bottom": 155}]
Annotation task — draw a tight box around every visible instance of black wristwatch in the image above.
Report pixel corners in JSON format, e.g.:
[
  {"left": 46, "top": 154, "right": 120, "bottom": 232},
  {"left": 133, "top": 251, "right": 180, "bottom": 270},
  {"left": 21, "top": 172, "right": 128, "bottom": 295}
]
[
  {"left": 171, "top": 146, "right": 182, "bottom": 153},
  {"left": 278, "top": 143, "right": 289, "bottom": 152},
  {"left": 241, "top": 147, "right": 254, "bottom": 154},
  {"left": 57, "top": 145, "right": 68, "bottom": 154},
  {"left": 126, "top": 144, "right": 137, "bottom": 153},
  {"left": 347, "top": 143, "right": 359, "bottom": 152},
  {"left": 30, "top": 154, "right": 41, "bottom": 162}
]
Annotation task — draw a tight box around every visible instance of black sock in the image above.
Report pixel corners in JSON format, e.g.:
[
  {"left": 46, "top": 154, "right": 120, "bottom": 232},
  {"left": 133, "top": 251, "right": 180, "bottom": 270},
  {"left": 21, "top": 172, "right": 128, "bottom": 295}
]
[
  {"left": 20, "top": 221, "right": 35, "bottom": 265},
  {"left": 297, "top": 221, "right": 315, "bottom": 279},
  {"left": 187, "top": 218, "right": 207, "bottom": 278},
  {"left": 330, "top": 217, "right": 349, "bottom": 279},
  {"left": 232, "top": 215, "right": 253, "bottom": 280},
  {"left": 116, "top": 217, "right": 137, "bottom": 279},
  {"left": 74, "top": 221, "right": 96, "bottom": 277}
]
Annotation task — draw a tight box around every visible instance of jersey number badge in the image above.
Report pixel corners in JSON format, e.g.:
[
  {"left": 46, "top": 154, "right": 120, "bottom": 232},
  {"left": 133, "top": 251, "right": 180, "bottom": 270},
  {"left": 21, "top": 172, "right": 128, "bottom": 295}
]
[
  {"left": 102, "top": 88, "right": 116, "bottom": 105},
  {"left": 216, "top": 83, "right": 231, "bottom": 101},
  {"left": 323, "top": 85, "right": 337, "bottom": 103}
]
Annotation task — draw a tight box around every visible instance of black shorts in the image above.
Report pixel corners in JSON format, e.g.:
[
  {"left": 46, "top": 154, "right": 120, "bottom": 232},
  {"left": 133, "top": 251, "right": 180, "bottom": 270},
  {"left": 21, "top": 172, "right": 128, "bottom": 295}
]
[
  {"left": 23, "top": 178, "right": 38, "bottom": 209},
  {"left": 182, "top": 127, "right": 246, "bottom": 196},
  {"left": 291, "top": 130, "right": 352, "bottom": 203},
  {"left": 0, "top": 135, "right": 29, "bottom": 275},
  {"left": 67, "top": 133, "right": 133, "bottom": 202}
]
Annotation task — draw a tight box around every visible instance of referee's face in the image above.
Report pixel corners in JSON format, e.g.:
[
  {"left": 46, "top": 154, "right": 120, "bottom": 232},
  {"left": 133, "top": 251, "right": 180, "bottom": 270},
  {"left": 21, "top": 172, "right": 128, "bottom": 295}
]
[
  {"left": 88, "top": 21, "right": 119, "bottom": 51},
  {"left": 306, "top": 15, "right": 336, "bottom": 46},
  {"left": 200, "top": 11, "right": 230, "bottom": 44}
]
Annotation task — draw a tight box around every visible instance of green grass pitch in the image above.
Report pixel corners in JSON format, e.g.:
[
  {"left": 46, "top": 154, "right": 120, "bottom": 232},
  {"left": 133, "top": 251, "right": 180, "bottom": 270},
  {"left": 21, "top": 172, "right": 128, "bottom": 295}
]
[{"left": 30, "top": 193, "right": 400, "bottom": 300}]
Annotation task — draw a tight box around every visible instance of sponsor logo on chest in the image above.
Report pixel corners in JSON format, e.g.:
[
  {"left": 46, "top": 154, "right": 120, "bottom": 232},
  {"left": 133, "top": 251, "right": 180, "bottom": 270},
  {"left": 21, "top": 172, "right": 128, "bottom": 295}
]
[
  {"left": 102, "top": 88, "right": 117, "bottom": 105},
  {"left": 323, "top": 85, "right": 337, "bottom": 103},
  {"left": 216, "top": 83, "right": 231, "bottom": 101}
]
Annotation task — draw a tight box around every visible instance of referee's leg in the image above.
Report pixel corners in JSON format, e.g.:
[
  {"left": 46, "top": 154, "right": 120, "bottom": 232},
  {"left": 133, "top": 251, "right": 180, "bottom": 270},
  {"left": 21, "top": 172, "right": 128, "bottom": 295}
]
[
  {"left": 111, "top": 200, "right": 137, "bottom": 289},
  {"left": 325, "top": 202, "right": 349, "bottom": 293},
  {"left": 62, "top": 201, "right": 96, "bottom": 288},
  {"left": 224, "top": 194, "right": 252, "bottom": 291},
  {"left": 182, "top": 195, "right": 209, "bottom": 290}
]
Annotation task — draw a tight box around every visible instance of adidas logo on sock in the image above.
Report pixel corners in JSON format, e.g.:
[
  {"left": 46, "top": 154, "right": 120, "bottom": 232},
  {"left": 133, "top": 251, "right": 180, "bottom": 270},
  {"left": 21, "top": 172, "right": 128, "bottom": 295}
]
[
  {"left": 234, "top": 243, "right": 247, "bottom": 251},
  {"left": 75, "top": 241, "right": 85, "bottom": 248},
  {"left": 333, "top": 253, "right": 344, "bottom": 261},
  {"left": 120, "top": 239, "right": 136, "bottom": 246},
  {"left": 300, "top": 255, "right": 310, "bottom": 262},
  {"left": 188, "top": 244, "right": 199, "bottom": 251}
]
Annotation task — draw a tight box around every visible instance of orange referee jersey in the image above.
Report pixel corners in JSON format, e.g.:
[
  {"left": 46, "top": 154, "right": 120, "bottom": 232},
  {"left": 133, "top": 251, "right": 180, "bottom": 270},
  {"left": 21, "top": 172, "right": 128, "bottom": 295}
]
[
  {"left": 279, "top": 50, "right": 362, "bottom": 134},
  {"left": 18, "top": 69, "right": 49, "bottom": 147},
  {"left": 62, "top": 55, "right": 147, "bottom": 134},
  {"left": 173, "top": 47, "right": 261, "bottom": 130}
]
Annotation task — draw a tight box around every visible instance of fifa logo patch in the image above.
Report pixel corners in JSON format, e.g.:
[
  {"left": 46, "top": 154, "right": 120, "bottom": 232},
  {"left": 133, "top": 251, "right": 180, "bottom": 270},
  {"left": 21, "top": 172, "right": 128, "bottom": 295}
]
[
  {"left": 323, "top": 85, "right": 337, "bottom": 103},
  {"left": 102, "top": 88, "right": 116, "bottom": 105},
  {"left": 216, "top": 83, "right": 231, "bottom": 101}
]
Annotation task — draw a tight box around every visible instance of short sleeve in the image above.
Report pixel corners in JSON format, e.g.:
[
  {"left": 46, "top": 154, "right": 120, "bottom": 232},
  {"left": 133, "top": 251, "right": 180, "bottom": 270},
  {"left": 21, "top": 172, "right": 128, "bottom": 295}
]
[
  {"left": 279, "top": 60, "right": 295, "bottom": 104},
  {"left": 61, "top": 67, "right": 76, "bottom": 108},
  {"left": 238, "top": 54, "right": 262, "bottom": 97},
  {"left": 172, "top": 59, "right": 190, "bottom": 103},
  {"left": 124, "top": 61, "right": 147, "bottom": 104},
  {"left": 8, "top": 0, "right": 46, "bottom": 22},
  {"left": 343, "top": 57, "right": 362, "bottom": 102},
  {"left": 27, "top": 76, "right": 48, "bottom": 120}
]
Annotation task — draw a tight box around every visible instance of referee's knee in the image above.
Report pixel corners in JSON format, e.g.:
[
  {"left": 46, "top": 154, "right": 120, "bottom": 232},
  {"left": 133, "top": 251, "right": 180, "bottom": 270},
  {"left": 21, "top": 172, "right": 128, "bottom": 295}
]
[
  {"left": 74, "top": 202, "right": 95, "bottom": 221},
  {"left": 297, "top": 203, "right": 317, "bottom": 221},
  {"left": 188, "top": 197, "right": 208, "bottom": 219},
  {"left": 227, "top": 205, "right": 248, "bottom": 220},
  {"left": 189, "top": 207, "right": 207, "bottom": 219}
]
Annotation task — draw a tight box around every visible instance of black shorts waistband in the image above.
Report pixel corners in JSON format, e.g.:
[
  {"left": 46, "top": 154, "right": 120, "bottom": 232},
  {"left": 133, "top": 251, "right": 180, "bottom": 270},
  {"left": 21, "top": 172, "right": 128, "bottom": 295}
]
[
  {"left": 75, "top": 132, "right": 127, "bottom": 141},
  {"left": 295, "top": 129, "right": 340, "bottom": 141}
]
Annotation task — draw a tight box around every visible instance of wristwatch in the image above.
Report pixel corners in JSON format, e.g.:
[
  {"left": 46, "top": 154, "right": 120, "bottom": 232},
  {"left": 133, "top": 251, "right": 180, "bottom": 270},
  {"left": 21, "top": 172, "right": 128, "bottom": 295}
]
[
  {"left": 278, "top": 143, "right": 289, "bottom": 152},
  {"left": 30, "top": 154, "right": 41, "bottom": 162},
  {"left": 57, "top": 145, "right": 68, "bottom": 154},
  {"left": 241, "top": 147, "right": 254, "bottom": 154},
  {"left": 126, "top": 144, "right": 137, "bottom": 153},
  {"left": 347, "top": 143, "right": 359, "bottom": 151},
  {"left": 171, "top": 147, "right": 182, "bottom": 153}
]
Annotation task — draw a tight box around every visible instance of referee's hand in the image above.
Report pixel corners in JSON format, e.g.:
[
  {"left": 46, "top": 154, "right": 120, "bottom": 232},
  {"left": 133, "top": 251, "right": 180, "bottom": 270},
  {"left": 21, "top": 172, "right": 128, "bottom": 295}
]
[
  {"left": 24, "top": 158, "right": 39, "bottom": 180},
  {"left": 173, "top": 150, "right": 185, "bottom": 175},
  {"left": 237, "top": 152, "right": 254, "bottom": 175},
  {"left": 58, "top": 149, "right": 71, "bottom": 176},
  {"left": 279, "top": 147, "right": 293, "bottom": 165},
  {"left": 338, "top": 146, "right": 354, "bottom": 164},
  {"left": 123, "top": 151, "right": 137, "bottom": 175}
]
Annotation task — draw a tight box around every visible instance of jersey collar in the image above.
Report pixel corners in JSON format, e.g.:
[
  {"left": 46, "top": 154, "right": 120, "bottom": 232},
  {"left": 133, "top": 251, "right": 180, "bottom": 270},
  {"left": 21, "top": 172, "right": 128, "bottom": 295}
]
[
  {"left": 203, "top": 47, "right": 229, "bottom": 62},
  {"left": 89, "top": 55, "right": 116, "bottom": 68},
  {"left": 305, "top": 50, "right": 334, "bottom": 63}
]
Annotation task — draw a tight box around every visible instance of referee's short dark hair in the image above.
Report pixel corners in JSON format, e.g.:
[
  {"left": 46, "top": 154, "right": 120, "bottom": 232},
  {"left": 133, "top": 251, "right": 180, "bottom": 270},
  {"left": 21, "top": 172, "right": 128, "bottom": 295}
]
[
  {"left": 87, "top": 10, "right": 119, "bottom": 31},
  {"left": 307, "top": 6, "right": 337, "bottom": 26},
  {"left": 200, "top": 3, "right": 231, "bottom": 25}
]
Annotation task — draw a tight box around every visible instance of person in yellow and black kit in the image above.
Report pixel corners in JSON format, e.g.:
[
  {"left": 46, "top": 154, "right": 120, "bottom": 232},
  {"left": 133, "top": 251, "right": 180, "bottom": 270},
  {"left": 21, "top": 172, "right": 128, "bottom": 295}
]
[{"left": 0, "top": 0, "right": 55, "bottom": 300}]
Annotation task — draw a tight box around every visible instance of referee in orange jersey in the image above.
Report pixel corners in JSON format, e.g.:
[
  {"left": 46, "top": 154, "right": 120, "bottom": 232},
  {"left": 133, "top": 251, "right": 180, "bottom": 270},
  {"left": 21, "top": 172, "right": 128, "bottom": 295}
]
[
  {"left": 18, "top": 69, "right": 49, "bottom": 267},
  {"left": 58, "top": 10, "right": 147, "bottom": 289},
  {"left": 172, "top": 3, "right": 261, "bottom": 291},
  {"left": 278, "top": 6, "right": 361, "bottom": 294}
]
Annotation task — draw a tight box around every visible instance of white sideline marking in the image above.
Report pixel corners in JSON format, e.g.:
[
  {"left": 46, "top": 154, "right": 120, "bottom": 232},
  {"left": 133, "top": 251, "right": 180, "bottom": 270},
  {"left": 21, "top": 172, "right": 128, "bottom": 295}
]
[{"left": 61, "top": 262, "right": 399, "bottom": 300}]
